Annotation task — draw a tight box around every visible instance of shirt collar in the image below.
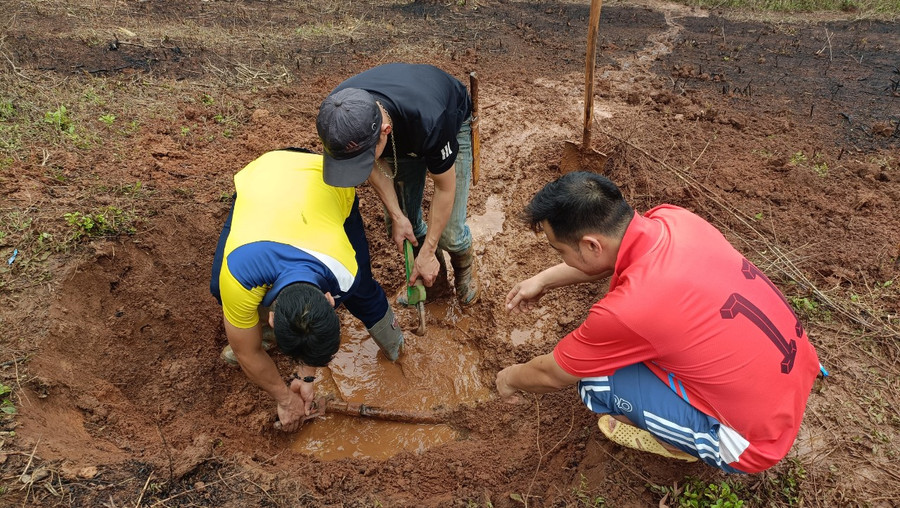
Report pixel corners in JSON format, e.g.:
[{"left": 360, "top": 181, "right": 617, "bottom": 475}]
[{"left": 614, "top": 211, "right": 663, "bottom": 276}]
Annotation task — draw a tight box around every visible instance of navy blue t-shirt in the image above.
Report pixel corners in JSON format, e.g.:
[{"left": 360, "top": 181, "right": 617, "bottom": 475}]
[{"left": 332, "top": 63, "right": 472, "bottom": 175}]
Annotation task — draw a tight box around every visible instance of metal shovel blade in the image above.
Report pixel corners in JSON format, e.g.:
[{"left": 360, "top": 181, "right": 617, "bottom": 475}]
[
  {"left": 561, "top": 140, "right": 608, "bottom": 173},
  {"left": 414, "top": 301, "right": 426, "bottom": 336}
]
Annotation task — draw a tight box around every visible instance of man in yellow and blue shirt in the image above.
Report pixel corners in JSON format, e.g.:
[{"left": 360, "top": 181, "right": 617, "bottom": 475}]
[{"left": 210, "top": 148, "right": 404, "bottom": 432}]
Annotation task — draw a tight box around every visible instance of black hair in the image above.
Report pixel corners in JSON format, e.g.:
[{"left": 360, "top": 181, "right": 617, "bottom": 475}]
[
  {"left": 523, "top": 172, "right": 633, "bottom": 246},
  {"left": 272, "top": 283, "right": 340, "bottom": 367}
]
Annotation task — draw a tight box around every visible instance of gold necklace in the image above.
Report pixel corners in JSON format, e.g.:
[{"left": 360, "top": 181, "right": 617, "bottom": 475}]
[{"left": 375, "top": 101, "right": 399, "bottom": 180}]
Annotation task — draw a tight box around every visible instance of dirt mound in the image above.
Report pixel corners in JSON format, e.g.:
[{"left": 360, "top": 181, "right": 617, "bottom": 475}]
[{"left": 1, "top": 0, "right": 897, "bottom": 506}]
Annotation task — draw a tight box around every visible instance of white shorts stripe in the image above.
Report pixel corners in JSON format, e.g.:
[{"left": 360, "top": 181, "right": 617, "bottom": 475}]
[
  {"left": 644, "top": 411, "right": 747, "bottom": 468},
  {"left": 578, "top": 377, "right": 610, "bottom": 413}
]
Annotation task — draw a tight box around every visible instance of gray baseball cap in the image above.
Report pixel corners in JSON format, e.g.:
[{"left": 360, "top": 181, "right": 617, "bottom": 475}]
[{"left": 316, "top": 88, "right": 382, "bottom": 187}]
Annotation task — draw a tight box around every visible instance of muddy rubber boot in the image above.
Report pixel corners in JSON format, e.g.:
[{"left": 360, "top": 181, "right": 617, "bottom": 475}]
[
  {"left": 367, "top": 307, "right": 405, "bottom": 361},
  {"left": 397, "top": 248, "right": 451, "bottom": 305},
  {"left": 220, "top": 327, "right": 277, "bottom": 367},
  {"left": 449, "top": 246, "right": 480, "bottom": 306}
]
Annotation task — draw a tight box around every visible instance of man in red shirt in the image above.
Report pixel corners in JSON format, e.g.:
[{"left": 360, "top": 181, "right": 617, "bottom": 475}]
[{"left": 496, "top": 172, "right": 822, "bottom": 473}]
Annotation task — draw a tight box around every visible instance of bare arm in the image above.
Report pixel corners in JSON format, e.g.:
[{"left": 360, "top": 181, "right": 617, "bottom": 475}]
[
  {"left": 411, "top": 166, "right": 456, "bottom": 286},
  {"left": 506, "top": 262, "right": 612, "bottom": 313},
  {"left": 495, "top": 353, "right": 581, "bottom": 402},
  {"left": 367, "top": 166, "right": 415, "bottom": 250},
  {"left": 224, "top": 318, "right": 313, "bottom": 432}
]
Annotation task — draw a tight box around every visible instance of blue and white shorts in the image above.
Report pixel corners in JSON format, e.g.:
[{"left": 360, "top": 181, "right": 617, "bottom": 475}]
[{"left": 578, "top": 363, "right": 748, "bottom": 473}]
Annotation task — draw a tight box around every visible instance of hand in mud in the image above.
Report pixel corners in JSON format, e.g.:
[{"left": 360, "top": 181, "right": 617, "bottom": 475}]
[
  {"left": 274, "top": 379, "right": 317, "bottom": 431},
  {"left": 412, "top": 251, "right": 440, "bottom": 287},
  {"left": 505, "top": 277, "right": 546, "bottom": 313},
  {"left": 274, "top": 390, "right": 308, "bottom": 432},
  {"left": 495, "top": 366, "right": 524, "bottom": 404},
  {"left": 290, "top": 376, "right": 316, "bottom": 414}
]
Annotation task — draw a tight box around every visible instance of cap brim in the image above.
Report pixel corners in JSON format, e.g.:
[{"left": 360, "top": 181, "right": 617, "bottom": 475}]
[{"left": 322, "top": 148, "right": 376, "bottom": 187}]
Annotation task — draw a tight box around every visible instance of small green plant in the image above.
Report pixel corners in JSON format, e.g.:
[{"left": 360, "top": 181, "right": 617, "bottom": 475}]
[
  {"left": 44, "top": 106, "right": 75, "bottom": 134},
  {"left": 36, "top": 231, "right": 53, "bottom": 250},
  {"left": 572, "top": 473, "right": 606, "bottom": 507},
  {"left": 0, "top": 126, "right": 20, "bottom": 152},
  {"left": 99, "top": 113, "right": 116, "bottom": 126},
  {"left": 65, "top": 211, "right": 104, "bottom": 236},
  {"left": 753, "top": 212, "right": 764, "bottom": 220},
  {"left": 200, "top": 93, "right": 215, "bottom": 105},
  {"left": 767, "top": 458, "right": 806, "bottom": 505},
  {"left": 180, "top": 126, "right": 191, "bottom": 136},
  {"left": 789, "top": 151, "right": 830, "bottom": 177},
  {"left": 82, "top": 88, "right": 103, "bottom": 105},
  {"left": 64, "top": 206, "right": 136, "bottom": 241},
  {"left": 121, "top": 181, "right": 145, "bottom": 197},
  {"left": 653, "top": 477, "right": 746, "bottom": 508},
  {"left": 0, "top": 383, "right": 16, "bottom": 415},
  {"left": 5, "top": 210, "right": 33, "bottom": 232},
  {"left": 789, "top": 151, "right": 807, "bottom": 166},
  {"left": 787, "top": 296, "right": 829, "bottom": 320},
  {"left": 788, "top": 296, "right": 817, "bottom": 313},
  {"left": 0, "top": 101, "right": 14, "bottom": 121},
  {"left": 45, "top": 166, "right": 67, "bottom": 182}
]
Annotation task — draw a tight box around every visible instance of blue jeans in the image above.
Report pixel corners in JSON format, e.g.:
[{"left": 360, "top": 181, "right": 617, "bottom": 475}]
[{"left": 385, "top": 119, "right": 473, "bottom": 253}]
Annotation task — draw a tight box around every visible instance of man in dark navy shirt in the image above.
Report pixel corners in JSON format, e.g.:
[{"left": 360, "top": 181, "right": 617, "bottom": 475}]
[{"left": 316, "top": 63, "right": 480, "bottom": 307}]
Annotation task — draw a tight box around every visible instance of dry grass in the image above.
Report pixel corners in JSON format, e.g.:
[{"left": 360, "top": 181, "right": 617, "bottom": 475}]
[{"left": 672, "top": 0, "right": 900, "bottom": 21}]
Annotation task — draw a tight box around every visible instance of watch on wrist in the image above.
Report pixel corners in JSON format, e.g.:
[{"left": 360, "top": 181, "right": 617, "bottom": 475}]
[{"left": 288, "top": 373, "right": 316, "bottom": 384}]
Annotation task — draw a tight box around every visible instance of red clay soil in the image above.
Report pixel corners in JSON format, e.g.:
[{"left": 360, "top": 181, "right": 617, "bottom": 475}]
[{"left": 0, "top": 0, "right": 898, "bottom": 506}]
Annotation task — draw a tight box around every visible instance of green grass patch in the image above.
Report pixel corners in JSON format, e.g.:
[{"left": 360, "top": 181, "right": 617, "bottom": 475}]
[
  {"left": 652, "top": 477, "right": 748, "bottom": 507},
  {"left": 44, "top": 105, "right": 75, "bottom": 134},
  {"left": 788, "top": 295, "right": 832, "bottom": 321},
  {"left": 759, "top": 458, "right": 806, "bottom": 505},
  {"left": 0, "top": 100, "right": 21, "bottom": 153},
  {"left": 572, "top": 473, "right": 606, "bottom": 507},
  {"left": 0, "top": 383, "right": 16, "bottom": 415},
  {"left": 64, "top": 206, "right": 137, "bottom": 241},
  {"left": 0, "top": 100, "right": 14, "bottom": 121},
  {"left": 788, "top": 151, "right": 830, "bottom": 177}
]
